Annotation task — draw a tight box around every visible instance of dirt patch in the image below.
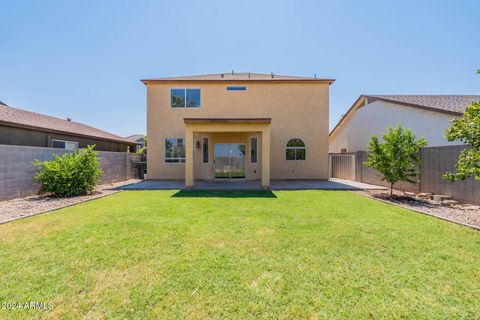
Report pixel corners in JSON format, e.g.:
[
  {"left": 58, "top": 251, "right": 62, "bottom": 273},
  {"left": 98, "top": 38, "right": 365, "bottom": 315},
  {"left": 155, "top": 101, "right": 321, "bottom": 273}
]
[
  {"left": 355, "top": 189, "right": 480, "bottom": 230},
  {"left": 0, "top": 179, "right": 141, "bottom": 224}
]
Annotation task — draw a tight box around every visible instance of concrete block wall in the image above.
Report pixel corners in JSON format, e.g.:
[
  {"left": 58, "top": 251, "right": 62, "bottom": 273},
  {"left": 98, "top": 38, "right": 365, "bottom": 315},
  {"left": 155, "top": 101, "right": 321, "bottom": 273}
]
[
  {"left": 0, "top": 145, "right": 141, "bottom": 201},
  {"left": 355, "top": 151, "right": 420, "bottom": 193},
  {"left": 353, "top": 146, "right": 480, "bottom": 205},
  {"left": 421, "top": 145, "right": 480, "bottom": 204}
]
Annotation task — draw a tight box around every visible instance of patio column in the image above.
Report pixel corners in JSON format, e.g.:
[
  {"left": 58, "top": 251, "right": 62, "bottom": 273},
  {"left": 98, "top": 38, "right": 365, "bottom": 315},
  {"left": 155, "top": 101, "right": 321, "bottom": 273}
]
[
  {"left": 261, "top": 125, "right": 270, "bottom": 188},
  {"left": 185, "top": 126, "right": 194, "bottom": 187}
]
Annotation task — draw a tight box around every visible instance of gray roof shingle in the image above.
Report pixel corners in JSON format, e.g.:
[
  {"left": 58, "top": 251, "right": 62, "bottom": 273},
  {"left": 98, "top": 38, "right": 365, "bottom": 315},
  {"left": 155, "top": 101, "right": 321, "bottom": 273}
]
[
  {"left": 365, "top": 95, "right": 480, "bottom": 114},
  {"left": 0, "top": 104, "right": 134, "bottom": 144},
  {"left": 125, "top": 134, "right": 145, "bottom": 143}
]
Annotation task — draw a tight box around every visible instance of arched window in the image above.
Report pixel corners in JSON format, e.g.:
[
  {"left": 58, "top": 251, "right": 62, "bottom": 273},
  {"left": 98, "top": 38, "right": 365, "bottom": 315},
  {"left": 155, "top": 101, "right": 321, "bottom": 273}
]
[{"left": 286, "top": 138, "right": 306, "bottom": 160}]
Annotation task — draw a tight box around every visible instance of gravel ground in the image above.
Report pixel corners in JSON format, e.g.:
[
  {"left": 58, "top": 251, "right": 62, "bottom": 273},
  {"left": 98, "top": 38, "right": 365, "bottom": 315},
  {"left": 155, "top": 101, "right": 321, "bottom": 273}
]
[
  {"left": 0, "top": 179, "right": 141, "bottom": 224},
  {"left": 355, "top": 189, "right": 480, "bottom": 230}
]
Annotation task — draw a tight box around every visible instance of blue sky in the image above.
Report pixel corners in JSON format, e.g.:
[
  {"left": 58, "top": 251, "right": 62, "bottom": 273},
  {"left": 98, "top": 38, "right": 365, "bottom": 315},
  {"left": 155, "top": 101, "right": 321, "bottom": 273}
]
[{"left": 0, "top": 0, "right": 478, "bottom": 137}]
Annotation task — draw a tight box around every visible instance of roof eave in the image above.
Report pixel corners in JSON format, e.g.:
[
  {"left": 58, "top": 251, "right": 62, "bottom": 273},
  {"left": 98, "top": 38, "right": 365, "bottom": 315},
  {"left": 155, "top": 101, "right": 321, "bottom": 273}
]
[
  {"left": 0, "top": 120, "right": 136, "bottom": 145},
  {"left": 141, "top": 79, "right": 335, "bottom": 85},
  {"left": 363, "top": 96, "right": 464, "bottom": 117},
  {"left": 184, "top": 117, "right": 271, "bottom": 124},
  {"left": 329, "top": 95, "right": 367, "bottom": 137}
]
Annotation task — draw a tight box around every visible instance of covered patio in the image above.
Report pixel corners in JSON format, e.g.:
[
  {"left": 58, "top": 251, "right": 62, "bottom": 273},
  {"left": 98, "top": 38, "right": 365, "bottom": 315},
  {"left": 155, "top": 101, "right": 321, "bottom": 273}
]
[{"left": 184, "top": 118, "right": 271, "bottom": 188}]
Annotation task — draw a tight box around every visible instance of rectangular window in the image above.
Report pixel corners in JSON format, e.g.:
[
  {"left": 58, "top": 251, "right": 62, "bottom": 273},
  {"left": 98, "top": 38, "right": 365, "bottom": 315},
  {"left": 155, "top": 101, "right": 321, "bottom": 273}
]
[
  {"left": 165, "top": 138, "right": 185, "bottom": 163},
  {"left": 186, "top": 89, "right": 201, "bottom": 108},
  {"left": 202, "top": 138, "right": 209, "bottom": 163},
  {"left": 250, "top": 137, "right": 257, "bottom": 163},
  {"left": 52, "top": 139, "right": 78, "bottom": 150},
  {"left": 227, "top": 86, "right": 247, "bottom": 91},
  {"left": 171, "top": 89, "right": 201, "bottom": 108},
  {"left": 52, "top": 140, "right": 65, "bottom": 149},
  {"left": 171, "top": 89, "right": 185, "bottom": 108}
]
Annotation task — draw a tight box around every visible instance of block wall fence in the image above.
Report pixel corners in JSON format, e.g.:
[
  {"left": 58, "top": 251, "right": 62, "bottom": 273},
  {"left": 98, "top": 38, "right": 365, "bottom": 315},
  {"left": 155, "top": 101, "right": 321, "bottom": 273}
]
[
  {"left": 0, "top": 144, "right": 141, "bottom": 201},
  {"left": 354, "top": 145, "right": 480, "bottom": 205}
]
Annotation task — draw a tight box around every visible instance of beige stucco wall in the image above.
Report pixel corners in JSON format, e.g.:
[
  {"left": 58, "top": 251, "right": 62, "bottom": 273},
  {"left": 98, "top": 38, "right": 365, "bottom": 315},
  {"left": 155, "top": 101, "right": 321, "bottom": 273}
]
[
  {"left": 193, "top": 132, "right": 262, "bottom": 181},
  {"left": 329, "top": 100, "right": 460, "bottom": 153},
  {"left": 146, "top": 81, "right": 330, "bottom": 180}
]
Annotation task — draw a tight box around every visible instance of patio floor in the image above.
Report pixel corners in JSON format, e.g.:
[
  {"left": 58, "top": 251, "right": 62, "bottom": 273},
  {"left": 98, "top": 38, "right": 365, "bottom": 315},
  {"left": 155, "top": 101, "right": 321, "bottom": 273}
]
[{"left": 117, "top": 178, "right": 385, "bottom": 191}]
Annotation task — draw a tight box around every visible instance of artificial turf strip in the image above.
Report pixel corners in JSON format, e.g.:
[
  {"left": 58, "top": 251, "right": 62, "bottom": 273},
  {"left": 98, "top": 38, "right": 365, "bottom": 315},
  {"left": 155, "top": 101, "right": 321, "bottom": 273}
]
[{"left": 0, "top": 190, "right": 479, "bottom": 319}]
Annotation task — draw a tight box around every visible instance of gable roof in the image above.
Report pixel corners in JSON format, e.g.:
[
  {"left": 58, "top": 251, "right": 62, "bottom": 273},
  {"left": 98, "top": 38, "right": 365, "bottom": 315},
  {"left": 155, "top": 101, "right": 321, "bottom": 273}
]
[
  {"left": 330, "top": 95, "right": 480, "bottom": 137},
  {"left": 125, "top": 134, "right": 145, "bottom": 143},
  {"left": 0, "top": 100, "right": 7, "bottom": 106},
  {"left": 142, "top": 72, "right": 334, "bottom": 84},
  {"left": 364, "top": 95, "right": 480, "bottom": 114},
  {"left": 0, "top": 104, "right": 134, "bottom": 144}
]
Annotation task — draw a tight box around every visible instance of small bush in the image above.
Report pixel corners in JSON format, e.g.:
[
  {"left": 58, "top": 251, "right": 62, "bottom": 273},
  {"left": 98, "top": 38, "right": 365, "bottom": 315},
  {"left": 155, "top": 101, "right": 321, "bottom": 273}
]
[{"left": 34, "top": 145, "right": 103, "bottom": 197}]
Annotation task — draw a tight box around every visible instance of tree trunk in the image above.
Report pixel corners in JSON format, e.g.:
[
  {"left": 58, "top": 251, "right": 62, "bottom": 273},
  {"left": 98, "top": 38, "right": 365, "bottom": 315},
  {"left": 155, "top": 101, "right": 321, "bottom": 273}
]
[{"left": 390, "top": 183, "right": 394, "bottom": 197}]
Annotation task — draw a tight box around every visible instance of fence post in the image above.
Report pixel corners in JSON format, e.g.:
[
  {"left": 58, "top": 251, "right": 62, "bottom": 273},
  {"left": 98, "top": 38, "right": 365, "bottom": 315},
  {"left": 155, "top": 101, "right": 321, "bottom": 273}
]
[
  {"left": 351, "top": 153, "right": 356, "bottom": 181},
  {"left": 419, "top": 149, "right": 422, "bottom": 193},
  {"left": 328, "top": 154, "right": 332, "bottom": 179}
]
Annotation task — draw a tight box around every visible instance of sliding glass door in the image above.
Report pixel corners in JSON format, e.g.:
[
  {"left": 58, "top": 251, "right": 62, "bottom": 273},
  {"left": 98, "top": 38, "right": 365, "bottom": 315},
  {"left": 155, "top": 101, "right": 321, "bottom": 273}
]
[{"left": 214, "top": 144, "right": 246, "bottom": 180}]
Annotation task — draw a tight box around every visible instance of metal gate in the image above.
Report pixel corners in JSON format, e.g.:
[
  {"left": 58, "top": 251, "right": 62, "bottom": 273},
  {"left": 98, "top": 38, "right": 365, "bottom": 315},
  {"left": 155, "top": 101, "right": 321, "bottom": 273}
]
[{"left": 329, "top": 153, "right": 355, "bottom": 180}]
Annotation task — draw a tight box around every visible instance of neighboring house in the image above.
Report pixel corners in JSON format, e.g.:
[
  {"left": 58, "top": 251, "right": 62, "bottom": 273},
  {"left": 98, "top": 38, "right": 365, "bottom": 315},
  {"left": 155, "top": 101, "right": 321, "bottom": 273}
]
[
  {"left": 329, "top": 95, "right": 480, "bottom": 153},
  {"left": 125, "top": 134, "right": 145, "bottom": 153},
  {"left": 142, "top": 72, "right": 334, "bottom": 187},
  {"left": 0, "top": 103, "right": 136, "bottom": 152}
]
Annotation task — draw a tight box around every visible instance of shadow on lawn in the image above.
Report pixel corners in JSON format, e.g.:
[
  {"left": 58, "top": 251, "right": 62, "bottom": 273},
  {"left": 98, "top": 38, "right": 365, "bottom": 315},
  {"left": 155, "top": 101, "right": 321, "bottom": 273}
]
[{"left": 172, "top": 190, "right": 277, "bottom": 198}]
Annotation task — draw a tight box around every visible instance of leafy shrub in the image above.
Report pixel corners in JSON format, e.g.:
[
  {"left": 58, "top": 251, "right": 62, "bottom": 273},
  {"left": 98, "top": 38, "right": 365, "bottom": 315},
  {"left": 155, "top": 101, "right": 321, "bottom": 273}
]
[
  {"left": 33, "top": 145, "right": 103, "bottom": 197},
  {"left": 444, "top": 100, "right": 480, "bottom": 182}
]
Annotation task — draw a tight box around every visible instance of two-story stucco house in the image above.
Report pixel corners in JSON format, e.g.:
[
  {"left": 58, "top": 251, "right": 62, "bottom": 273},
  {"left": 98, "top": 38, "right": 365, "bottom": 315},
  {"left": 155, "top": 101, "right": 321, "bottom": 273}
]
[{"left": 142, "top": 72, "right": 334, "bottom": 187}]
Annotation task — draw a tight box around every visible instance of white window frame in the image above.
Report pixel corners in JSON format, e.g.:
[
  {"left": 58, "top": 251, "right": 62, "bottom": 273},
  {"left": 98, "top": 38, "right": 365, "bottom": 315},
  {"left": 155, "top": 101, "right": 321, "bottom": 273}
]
[
  {"left": 285, "top": 138, "right": 306, "bottom": 161},
  {"left": 164, "top": 137, "right": 186, "bottom": 164},
  {"left": 52, "top": 139, "right": 78, "bottom": 150},
  {"left": 170, "top": 88, "right": 201, "bottom": 108}
]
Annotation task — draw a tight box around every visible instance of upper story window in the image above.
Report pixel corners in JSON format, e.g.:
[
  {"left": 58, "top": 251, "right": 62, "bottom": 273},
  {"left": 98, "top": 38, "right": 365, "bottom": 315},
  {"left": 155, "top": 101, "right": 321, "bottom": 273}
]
[
  {"left": 171, "top": 89, "right": 201, "bottom": 108},
  {"left": 286, "top": 138, "right": 306, "bottom": 160},
  {"left": 227, "top": 86, "right": 247, "bottom": 91}
]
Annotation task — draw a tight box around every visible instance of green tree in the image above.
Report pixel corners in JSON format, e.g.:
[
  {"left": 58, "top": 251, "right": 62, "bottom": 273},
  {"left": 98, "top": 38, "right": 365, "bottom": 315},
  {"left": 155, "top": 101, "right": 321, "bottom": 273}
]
[
  {"left": 364, "top": 125, "right": 427, "bottom": 196},
  {"left": 444, "top": 101, "right": 480, "bottom": 182}
]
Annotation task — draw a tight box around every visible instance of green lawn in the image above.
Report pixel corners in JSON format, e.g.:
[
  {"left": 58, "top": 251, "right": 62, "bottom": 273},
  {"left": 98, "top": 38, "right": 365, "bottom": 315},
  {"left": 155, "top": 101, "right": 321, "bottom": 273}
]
[{"left": 1, "top": 190, "right": 479, "bottom": 319}]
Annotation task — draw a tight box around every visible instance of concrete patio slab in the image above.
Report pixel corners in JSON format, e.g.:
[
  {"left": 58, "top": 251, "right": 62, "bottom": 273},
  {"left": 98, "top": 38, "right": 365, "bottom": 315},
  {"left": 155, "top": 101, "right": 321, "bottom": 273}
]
[
  {"left": 272, "top": 179, "right": 387, "bottom": 190},
  {"left": 117, "top": 178, "right": 386, "bottom": 191}
]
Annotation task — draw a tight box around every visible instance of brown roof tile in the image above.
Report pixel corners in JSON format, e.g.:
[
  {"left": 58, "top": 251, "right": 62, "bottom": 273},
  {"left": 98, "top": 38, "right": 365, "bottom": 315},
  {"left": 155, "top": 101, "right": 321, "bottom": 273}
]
[
  {"left": 142, "top": 72, "right": 334, "bottom": 83},
  {"left": 0, "top": 104, "right": 134, "bottom": 144}
]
